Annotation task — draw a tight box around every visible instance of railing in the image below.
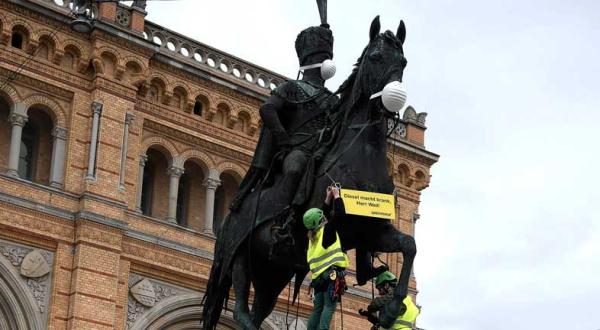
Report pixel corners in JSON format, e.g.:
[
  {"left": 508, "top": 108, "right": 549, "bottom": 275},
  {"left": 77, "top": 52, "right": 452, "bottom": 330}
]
[
  {"left": 143, "top": 20, "right": 287, "bottom": 91},
  {"left": 28, "top": 0, "right": 289, "bottom": 92}
]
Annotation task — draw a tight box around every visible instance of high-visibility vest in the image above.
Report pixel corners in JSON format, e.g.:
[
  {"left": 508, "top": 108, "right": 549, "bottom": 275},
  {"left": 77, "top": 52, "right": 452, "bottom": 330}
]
[
  {"left": 306, "top": 226, "right": 349, "bottom": 280},
  {"left": 384, "top": 296, "right": 419, "bottom": 330}
]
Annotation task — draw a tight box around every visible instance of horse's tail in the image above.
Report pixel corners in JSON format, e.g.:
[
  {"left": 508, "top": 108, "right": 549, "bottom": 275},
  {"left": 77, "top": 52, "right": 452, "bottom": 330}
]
[{"left": 201, "top": 225, "right": 232, "bottom": 329}]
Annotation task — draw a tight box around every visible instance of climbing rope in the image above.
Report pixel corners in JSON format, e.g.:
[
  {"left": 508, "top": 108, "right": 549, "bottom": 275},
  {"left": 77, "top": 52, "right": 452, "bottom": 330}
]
[
  {"left": 339, "top": 295, "right": 344, "bottom": 330},
  {"left": 285, "top": 281, "right": 292, "bottom": 329}
]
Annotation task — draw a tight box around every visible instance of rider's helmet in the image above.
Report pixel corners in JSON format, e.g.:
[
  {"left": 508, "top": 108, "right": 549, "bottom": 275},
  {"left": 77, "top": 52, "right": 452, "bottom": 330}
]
[
  {"left": 303, "top": 208, "right": 324, "bottom": 230},
  {"left": 295, "top": 25, "right": 333, "bottom": 66},
  {"left": 375, "top": 271, "right": 397, "bottom": 287}
]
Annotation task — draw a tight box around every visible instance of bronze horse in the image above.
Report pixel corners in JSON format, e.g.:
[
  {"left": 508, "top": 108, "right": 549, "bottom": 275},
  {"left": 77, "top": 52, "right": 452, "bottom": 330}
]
[{"left": 202, "top": 16, "right": 413, "bottom": 329}]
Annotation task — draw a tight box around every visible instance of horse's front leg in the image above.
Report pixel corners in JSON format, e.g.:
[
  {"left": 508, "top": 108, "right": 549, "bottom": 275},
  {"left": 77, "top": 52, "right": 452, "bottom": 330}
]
[
  {"left": 232, "top": 252, "right": 257, "bottom": 330},
  {"left": 369, "top": 223, "right": 417, "bottom": 328}
]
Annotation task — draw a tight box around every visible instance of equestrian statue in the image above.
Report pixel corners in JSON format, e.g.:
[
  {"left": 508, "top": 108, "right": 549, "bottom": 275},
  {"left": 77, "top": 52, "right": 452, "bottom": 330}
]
[{"left": 201, "top": 3, "right": 414, "bottom": 329}]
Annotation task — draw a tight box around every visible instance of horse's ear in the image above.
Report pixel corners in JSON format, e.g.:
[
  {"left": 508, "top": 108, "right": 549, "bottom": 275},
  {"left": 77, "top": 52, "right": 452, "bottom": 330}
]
[
  {"left": 397, "top": 20, "right": 406, "bottom": 44},
  {"left": 369, "top": 15, "right": 381, "bottom": 42}
]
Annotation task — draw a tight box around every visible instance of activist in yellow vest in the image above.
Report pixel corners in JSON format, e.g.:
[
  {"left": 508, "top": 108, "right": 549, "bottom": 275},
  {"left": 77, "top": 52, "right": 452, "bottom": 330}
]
[
  {"left": 385, "top": 296, "right": 419, "bottom": 330},
  {"left": 306, "top": 226, "right": 349, "bottom": 279}
]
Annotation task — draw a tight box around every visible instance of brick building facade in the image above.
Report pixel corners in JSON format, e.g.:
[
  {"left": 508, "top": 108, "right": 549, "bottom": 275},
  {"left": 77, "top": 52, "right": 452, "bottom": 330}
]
[{"left": 0, "top": 0, "right": 438, "bottom": 329}]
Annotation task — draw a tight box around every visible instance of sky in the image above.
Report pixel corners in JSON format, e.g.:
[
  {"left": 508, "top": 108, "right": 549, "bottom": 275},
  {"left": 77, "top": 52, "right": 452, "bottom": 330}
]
[{"left": 144, "top": 1, "right": 600, "bottom": 329}]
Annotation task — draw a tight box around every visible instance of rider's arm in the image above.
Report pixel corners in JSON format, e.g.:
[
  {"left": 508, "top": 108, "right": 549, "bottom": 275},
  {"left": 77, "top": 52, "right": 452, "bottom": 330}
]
[{"left": 259, "top": 95, "right": 289, "bottom": 146}]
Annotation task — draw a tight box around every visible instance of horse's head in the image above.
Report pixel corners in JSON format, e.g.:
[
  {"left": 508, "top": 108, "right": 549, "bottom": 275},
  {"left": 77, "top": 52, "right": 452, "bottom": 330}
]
[{"left": 340, "top": 16, "right": 408, "bottom": 118}]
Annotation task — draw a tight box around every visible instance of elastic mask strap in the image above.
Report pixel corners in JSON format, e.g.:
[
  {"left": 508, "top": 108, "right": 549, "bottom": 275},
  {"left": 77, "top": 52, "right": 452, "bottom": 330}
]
[
  {"left": 299, "top": 63, "right": 323, "bottom": 71},
  {"left": 370, "top": 90, "right": 383, "bottom": 100}
]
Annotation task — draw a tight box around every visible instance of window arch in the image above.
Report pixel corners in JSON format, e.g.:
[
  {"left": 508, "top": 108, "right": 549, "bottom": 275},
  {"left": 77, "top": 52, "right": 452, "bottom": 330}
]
[
  {"left": 176, "top": 160, "right": 208, "bottom": 229},
  {"left": 10, "top": 26, "right": 29, "bottom": 50},
  {"left": 193, "top": 95, "right": 209, "bottom": 117},
  {"left": 61, "top": 45, "right": 81, "bottom": 71},
  {"left": 398, "top": 163, "right": 412, "bottom": 187},
  {"left": 213, "top": 172, "right": 240, "bottom": 233},
  {"left": 141, "top": 147, "right": 170, "bottom": 219},
  {"left": 36, "top": 36, "right": 55, "bottom": 61},
  {"left": 214, "top": 103, "right": 230, "bottom": 126},
  {"left": 0, "top": 96, "right": 11, "bottom": 173},
  {"left": 18, "top": 108, "right": 53, "bottom": 185}
]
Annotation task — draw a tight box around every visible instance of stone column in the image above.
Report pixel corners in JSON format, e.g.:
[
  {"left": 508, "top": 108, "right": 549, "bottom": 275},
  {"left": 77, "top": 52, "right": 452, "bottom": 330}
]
[
  {"left": 85, "top": 102, "right": 103, "bottom": 180},
  {"left": 203, "top": 171, "right": 221, "bottom": 234},
  {"left": 6, "top": 103, "right": 28, "bottom": 177},
  {"left": 119, "top": 112, "right": 135, "bottom": 190},
  {"left": 166, "top": 165, "right": 184, "bottom": 223},
  {"left": 135, "top": 154, "right": 148, "bottom": 212},
  {"left": 49, "top": 127, "right": 68, "bottom": 188}
]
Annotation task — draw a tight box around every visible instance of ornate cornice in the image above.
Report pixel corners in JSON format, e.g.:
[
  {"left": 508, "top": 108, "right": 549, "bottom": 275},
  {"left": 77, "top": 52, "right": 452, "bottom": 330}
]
[
  {"left": 151, "top": 61, "right": 264, "bottom": 106},
  {"left": 143, "top": 119, "right": 253, "bottom": 164},
  {"left": 0, "top": 65, "right": 75, "bottom": 100}
]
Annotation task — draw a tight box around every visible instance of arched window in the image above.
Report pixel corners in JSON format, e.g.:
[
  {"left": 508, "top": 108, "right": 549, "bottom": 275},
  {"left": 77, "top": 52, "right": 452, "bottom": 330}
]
[
  {"left": 141, "top": 162, "right": 154, "bottom": 216},
  {"left": 193, "top": 101, "right": 202, "bottom": 116},
  {"left": 17, "top": 125, "right": 35, "bottom": 180},
  {"left": 213, "top": 185, "right": 225, "bottom": 230},
  {"left": 193, "top": 95, "right": 209, "bottom": 118},
  {"left": 176, "top": 172, "right": 189, "bottom": 226},
  {"left": 141, "top": 147, "right": 170, "bottom": 219},
  {"left": 11, "top": 32, "right": 23, "bottom": 49},
  {"left": 0, "top": 97, "right": 11, "bottom": 172},
  {"left": 18, "top": 108, "right": 53, "bottom": 185},
  {"left": 10, "top": 26, "right": 28, "bottom": 50},
  {"left": 213, "top": 172, "right": 240, "bottom": 232},
  {"left": 180, "top": 160, "right": 206, "bottom": 231}
]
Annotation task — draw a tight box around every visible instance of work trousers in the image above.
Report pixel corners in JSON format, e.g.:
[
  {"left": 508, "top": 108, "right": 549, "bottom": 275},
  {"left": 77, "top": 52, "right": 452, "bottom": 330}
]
[{"left": 307, "top": 289, "right": 337, "bottom": 330}]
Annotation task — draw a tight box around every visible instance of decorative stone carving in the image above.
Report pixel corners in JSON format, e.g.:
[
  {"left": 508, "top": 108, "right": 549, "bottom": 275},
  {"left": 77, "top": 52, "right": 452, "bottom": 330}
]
[
  {"left": 0, "top": 240, "right": 54, "bottom": 313},
  {"left": 52, "top": 126, "right": 68, "bottom": 140},
  {"left": 125, "top": 112, "right": 136, "bottom": 125},
  {"left": 126, "top": 274, "right": 182, "bottom": 329},
  {"left": 130, "top": 279, "right": 156, "bottom": 307},
  {"left": 402, "top": 106, "right": 417, "bottom": 122},
  {"left": 91, "top": 101, "right": 103, "bottom": 115},
  {"left": 269, "top": 312, "right": 307, "bottom": 330},
  {"left": 203, "top": 177, "right": 221, "bottom": 191},
  {"left": 8, "top": 113, "right": 28, "bottom": 127},
  {"left": 167, "top": 165, "right": 185, "bottom": 178},
  {"left": 20, "top": 250, "right": 51, "bottom": 278},
  {"left": 0, "top": 245, "right": 29, "bottom": 267},
  {"left": 139, "top": 154, "right": 148, "bottom": 167},
  {"left": 417, "top": 112, "right": 427, "bottom": 125},
  {"left": 26, "top": 277, "right": 49, "bottom": 312},
  {"left": 133, "top": 0, "right": 147, "bottom": 10}
]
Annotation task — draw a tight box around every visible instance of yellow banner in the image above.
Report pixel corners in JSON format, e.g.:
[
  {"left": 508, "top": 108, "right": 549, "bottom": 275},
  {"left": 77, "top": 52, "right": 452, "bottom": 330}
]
[{"left": 340, "top": 189, "right": 395, "bottom": 220}]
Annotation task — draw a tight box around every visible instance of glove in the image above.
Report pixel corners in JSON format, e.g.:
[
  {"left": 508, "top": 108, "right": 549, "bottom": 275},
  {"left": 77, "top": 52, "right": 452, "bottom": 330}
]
[{"left": 359, "top": 309, "right": 369, "bottom": 316}]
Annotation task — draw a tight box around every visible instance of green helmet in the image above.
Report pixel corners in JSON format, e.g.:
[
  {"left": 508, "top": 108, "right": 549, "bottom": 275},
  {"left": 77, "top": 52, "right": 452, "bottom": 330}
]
[
  {"left": 303, "top": 208, "right": 324, "bottom": 229},
  {"left": 375, "top": 271, "right": 397, "bottom": 287}
]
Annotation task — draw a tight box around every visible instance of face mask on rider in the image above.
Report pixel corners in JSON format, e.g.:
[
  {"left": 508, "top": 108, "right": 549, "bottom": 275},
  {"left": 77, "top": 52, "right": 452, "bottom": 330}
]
[
  {"left": 298, "top": 59, "right": 336, "bottom": 81},
  {"left": 370, "top": 81, "right": 407, "bottom": 113}
]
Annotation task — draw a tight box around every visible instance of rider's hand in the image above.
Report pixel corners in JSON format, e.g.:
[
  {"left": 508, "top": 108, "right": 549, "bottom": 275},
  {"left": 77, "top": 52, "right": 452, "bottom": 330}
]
[{"left": 359, "top": 308, "right": 369, "bottom": 316}]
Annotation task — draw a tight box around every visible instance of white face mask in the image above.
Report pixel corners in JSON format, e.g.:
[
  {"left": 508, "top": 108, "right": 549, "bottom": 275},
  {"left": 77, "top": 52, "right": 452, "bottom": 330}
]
[
  {"left": 370, "top": 81, "right": 407, "bottom": 113},
  {"left": 299, "top": 59, "right": 336, "bottom": 81}
]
